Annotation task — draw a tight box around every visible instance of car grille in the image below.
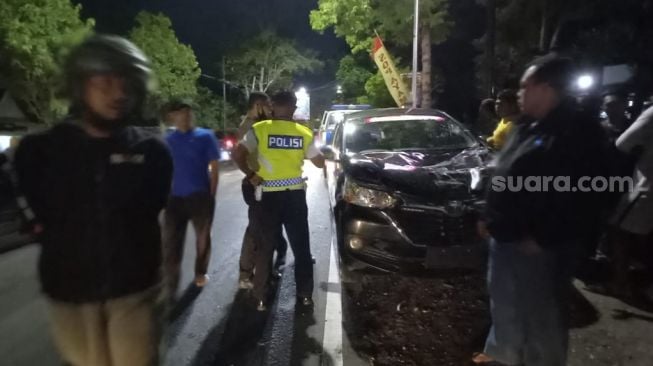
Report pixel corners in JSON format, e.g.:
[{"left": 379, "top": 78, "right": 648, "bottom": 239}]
[{"left": 394, "top": 208, "right": 478, "bottom": 247}]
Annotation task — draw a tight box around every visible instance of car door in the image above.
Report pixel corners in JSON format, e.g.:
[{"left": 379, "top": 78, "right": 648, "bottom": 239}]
[
  {"left": 318, "top": 111, "right": 329, "bottom": 145},
  {"left": 326, "top": 122, "right": 345, "bottom": 210}
]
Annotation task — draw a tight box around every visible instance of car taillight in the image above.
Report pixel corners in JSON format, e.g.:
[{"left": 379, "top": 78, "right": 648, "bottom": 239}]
[{"left": 225, "top": 139, "right": 234, "bottom": 149}]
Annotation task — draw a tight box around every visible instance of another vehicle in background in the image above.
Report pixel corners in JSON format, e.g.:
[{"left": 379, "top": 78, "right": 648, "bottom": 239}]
[
  {"left": 214, "top": 129, "right": 238, "bottom": 161},
  {"left": 322, "top": 108, "right": 492, "bottom": 273},
  {"left": 318, "top": 104, "right": 371, "bottom": 146}
]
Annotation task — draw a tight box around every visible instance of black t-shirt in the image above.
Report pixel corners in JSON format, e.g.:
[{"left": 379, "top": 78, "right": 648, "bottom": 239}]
[{"left": 15, "top": 122, "right": 173, "bottom": 302}]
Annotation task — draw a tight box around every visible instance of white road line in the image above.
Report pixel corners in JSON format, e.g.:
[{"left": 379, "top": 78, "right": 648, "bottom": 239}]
[{"left": 321, "top": 238, "right": 344, "bottom": 366}]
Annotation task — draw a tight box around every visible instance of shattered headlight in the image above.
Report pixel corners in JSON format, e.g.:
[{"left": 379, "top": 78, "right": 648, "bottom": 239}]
[{"left": 344, "top": 178, "right": 397, "bottom": 209}]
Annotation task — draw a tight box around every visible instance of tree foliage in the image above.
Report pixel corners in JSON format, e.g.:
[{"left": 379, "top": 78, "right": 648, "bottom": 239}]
[
  {"left": 335, "top": 55, "right": 373, "bottom": 102},
  {"left": 129, "top": 12, "right": 201, "bottom": 105},
  {"left": 310, "top": 0, "right": 451, "bottom": 53},
  {"left": 362, "top": 71, "right": 396, "bottom": 107},
  {"left": 225, "top": 31, "right": 323, "bottom": 97},
  {"left": 193, "top": 86, "right": 239, "bottom": 130},
  {"left": 0, "top": 0, "right": 94, "bottom": 124},
  {"left": 311, "top": 0, "right": 451, "bottom": 107},
  {"left": 478, "top": 0, "right": 652, "bottom": 92}
]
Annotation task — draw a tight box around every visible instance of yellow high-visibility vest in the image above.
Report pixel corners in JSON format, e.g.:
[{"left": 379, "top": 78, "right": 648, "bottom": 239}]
[{"left": 253, "top": 119, "right": 314, "bottom": 192}]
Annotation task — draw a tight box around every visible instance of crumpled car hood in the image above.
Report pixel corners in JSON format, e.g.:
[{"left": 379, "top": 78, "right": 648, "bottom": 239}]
[{"left": 345, "top": 146, "right": 492, "bottom": 203}]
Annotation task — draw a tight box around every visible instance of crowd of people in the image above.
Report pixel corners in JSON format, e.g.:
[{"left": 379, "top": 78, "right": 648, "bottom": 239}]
[
  {"left": 0, "top": 31, "right": 651, "bottom": 366},
  {"left": 1, "top": 35, "right": 324, "bottom": 366},
  {"left": 473, "top": 55, "right": 653, "bottom": 366}
]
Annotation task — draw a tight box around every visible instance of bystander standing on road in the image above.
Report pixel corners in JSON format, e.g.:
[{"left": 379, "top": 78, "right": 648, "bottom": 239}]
[
  {"left": 14, "top": 35, "right": 173, "bottom": 366},
  {"left": 487, "top": 89, "right": 520, "bottom": 150},
  {"left": 236, "top": 92, "right": 288, "bottom": 290},
  {"left": 473, "top": 56, "right": 610, "bottom": 366},
  {"left": 162, "top": 100, "right": 220, "bottom": 294},
  {"left": 233, "top": 91, "right": 325, "bottom": 312},
  {"left": 601, "top": 93, "right": 632, "bottom": 141},
  {"left": 604, "top": 105, "right": 653, "bottom": 302},
  {"left": 476, "top": 98, "right": 499, "bottom": 137}
]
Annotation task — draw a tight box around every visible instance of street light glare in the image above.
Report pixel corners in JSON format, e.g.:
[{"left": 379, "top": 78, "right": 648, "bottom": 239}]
[
  {"left": 297, "top": 87, "right": 308, "bottom": 95},
  {"left": 577, "top": 75, "right": 594, "bottom": 90}
]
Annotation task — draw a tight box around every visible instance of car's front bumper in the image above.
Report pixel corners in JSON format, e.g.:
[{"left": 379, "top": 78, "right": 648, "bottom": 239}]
[{"left": 339, "top": 204, "right": 486, "bottom": 272}]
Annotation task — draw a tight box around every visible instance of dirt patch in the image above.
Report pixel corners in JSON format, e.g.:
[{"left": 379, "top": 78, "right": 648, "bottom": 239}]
[{"left": 343, "top": 272, "right": 490, "bottom": 366}]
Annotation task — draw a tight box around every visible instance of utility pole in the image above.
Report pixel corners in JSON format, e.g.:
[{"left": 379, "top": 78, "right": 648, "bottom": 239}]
[
  {"left": 486, "top": 0, "right": 496, "bottom": 97},
  {"left": 412, "top": 0, "right": 420, "bottom": 108},
  {"left": 222, "top": 56, "right": 227, "bottom": 131}
]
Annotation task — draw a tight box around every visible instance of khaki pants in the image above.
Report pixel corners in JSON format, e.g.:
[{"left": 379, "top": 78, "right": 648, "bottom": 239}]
[{"left": 47, "top": 288, "right": 162, "bottom": 366}]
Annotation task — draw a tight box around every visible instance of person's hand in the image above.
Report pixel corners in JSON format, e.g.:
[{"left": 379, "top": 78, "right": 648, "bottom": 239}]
[
  {"left": 518, "top": 237, "right": 543, "bottom": 256},
  {"left": 477, "top": 220, "right": 491, "bottom": 240},
  {"left": 246, "top": 104, "right": 262, "bottom": 120},
  {"left": 246, "top": 109, "right": 257, "bottom": 120},
  {"left": 249, "top": 174, "right": 263, "bottom": 187}
]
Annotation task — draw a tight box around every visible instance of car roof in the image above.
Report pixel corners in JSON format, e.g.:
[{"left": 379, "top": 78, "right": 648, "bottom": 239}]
[{"left": 343, "top": 108, "right": 453, "bottom": 121}]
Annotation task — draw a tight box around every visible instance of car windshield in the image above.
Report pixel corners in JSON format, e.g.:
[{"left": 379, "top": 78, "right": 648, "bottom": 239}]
[
  {"left": 325, "top": 110, "right": 360, "bottom": 130},
  {"left": 344, "top": 115, "right": 477, "bottom": 154}
]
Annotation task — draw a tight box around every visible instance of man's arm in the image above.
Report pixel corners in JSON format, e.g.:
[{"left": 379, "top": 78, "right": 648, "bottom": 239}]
[
  {"left": 234, "top": 130, "right": 263, "bottom": 185},
  {"left": 311, "top": 155, "right": 326, "bottom": 169},
  {"left": 236, "top": 116, "right": 254, "bottom": 140},
  {"left": 616, "top": 106, "right": 653, "bottom": 154},
  {"left": 209, "top": 160, "right": 219, "bottom": 197},
  {"left": 14, "top": 134, "right": 47, "bottom": 225},
  {"left": 305, "top": 138, "right": 325, "bottom": 168},
  {"left": 205, "top": 132, "right": 221, "bottom": 197},
  {"left": 147, "top": 138, "right": 174, "bottom": 212}
]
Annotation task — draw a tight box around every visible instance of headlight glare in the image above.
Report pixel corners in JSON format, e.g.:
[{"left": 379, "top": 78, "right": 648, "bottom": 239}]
[{"left": 343, "top": 179, "right": 397, "bottom": 209}]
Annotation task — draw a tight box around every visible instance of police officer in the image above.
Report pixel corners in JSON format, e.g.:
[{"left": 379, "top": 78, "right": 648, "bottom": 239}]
[
  {"left": 237, "top": 92, "right": 288, "bottom": 290},
  {"left": 233, "top": 91, "right": 324, "bottom": 311}
]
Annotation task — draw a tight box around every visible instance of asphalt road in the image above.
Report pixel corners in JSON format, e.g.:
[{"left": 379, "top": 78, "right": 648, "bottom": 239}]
[
  {"left": 0, "top": 162, "right": 353, "bottom": 366},
  {"left": 1, "top": 162, "right": 652, "bottom": 366}
]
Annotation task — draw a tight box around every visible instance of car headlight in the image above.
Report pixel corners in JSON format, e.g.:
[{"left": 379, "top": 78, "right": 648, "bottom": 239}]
[{"left": 343, "top": 179, "right": 397, "bottom": 209}]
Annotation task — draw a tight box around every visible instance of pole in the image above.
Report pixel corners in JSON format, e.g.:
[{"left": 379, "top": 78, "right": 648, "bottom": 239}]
[
  {"left": 412, "top": 0, "right": 420, "bottom": 108},
  {"left": 486, "top": 0, "right": 496, "bottom": 97},
  {"left": 222, "top": 56, "right": 227, "bottom": 131}
]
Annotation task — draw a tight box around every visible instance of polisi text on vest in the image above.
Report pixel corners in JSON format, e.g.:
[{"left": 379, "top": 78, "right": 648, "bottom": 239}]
[{"left": 268, "top": 135, "right": 304, "bottom": 149}]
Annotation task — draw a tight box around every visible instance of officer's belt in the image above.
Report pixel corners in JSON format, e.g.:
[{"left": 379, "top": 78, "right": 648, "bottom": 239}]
[{"left": 263, "top": 177, "right": 305, "bottom": 189}]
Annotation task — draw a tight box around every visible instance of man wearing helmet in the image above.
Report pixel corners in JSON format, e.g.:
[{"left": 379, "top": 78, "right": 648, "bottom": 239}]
[{"left": 14, "top": 35, "right": 173, "bottom": 366}]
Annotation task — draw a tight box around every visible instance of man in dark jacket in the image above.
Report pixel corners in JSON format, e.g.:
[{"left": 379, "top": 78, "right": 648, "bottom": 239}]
[
  {"left": 14, "top": 35, "right": 173, "bottom": 366},
  {"left": 473, "top": 56, "right": 610, "bottom": 366}
]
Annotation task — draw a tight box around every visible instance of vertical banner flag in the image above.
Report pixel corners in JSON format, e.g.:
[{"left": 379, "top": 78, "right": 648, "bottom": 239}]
[{"left": 372, "top": 36, "right": 410, "bottom": 107}]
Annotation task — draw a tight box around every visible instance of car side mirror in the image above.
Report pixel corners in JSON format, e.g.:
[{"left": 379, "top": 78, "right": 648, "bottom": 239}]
[{"left": 320, "top": 145, "right": 336, "bottom": 160}]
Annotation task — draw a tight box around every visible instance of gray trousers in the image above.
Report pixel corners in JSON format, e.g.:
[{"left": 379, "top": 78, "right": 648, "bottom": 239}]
[{"left": 484, "top": 238, "right": 575, "bottom": 366}]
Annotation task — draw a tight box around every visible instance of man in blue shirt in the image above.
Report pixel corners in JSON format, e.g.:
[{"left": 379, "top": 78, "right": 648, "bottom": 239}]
[{"left": 163, "top": 100, "right": 220, "bottom": 294}]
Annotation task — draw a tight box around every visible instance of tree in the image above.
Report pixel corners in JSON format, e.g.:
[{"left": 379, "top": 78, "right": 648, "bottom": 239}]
[
  {"left": 129, "top": 12, "right": 201, "bottom": 106},
  {"left": 225, "top": 31, "right": 323, "bottom": 97},
  {"left": 0, "top": 0, "right": 94, "bottom": 124},
  {"left": 363, "top": 71, "right": 396, "bottom": 107},
  {"left": 335, "top": 55, "right": 373, "bottom": 102},
  {"left": 193, "top": 86, "right": 239, "bottom": 130},
  {"left": 477, "top": 0, "right": 652, "bottom": 93},
  {"left": 311, "top": 0, "right": 452, "bottom": 108}
]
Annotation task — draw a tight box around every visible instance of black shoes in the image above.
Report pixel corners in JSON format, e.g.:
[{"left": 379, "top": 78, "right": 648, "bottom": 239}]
[
  {"left": 297, "top": 296, "right": 314, "bottom": 307},
  {"left": 256, "top": 300, "right": 267, "bottom": 312}
]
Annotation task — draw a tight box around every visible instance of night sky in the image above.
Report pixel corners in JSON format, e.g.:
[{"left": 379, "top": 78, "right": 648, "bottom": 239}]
[
  {"left": 73, "top": 0, "right": 487, "bottom": 121},
  {"left": 74, "top": 0, "right": 349, "bottom": 86}
]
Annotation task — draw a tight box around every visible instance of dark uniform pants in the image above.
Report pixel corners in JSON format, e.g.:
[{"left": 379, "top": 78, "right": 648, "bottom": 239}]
[
  {"left": 252, "top": 189, "right": 313, "bottom": 301},
  {"left": 239, "top": 179, "right": 288, "bottom": 280}
]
